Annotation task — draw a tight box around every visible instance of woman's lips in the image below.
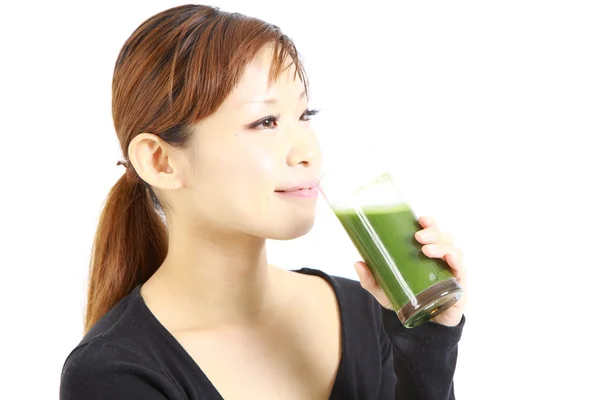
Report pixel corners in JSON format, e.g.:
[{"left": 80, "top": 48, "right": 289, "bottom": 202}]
[{"left": 275, "top": 187, "right": 319, "bottom": 198}]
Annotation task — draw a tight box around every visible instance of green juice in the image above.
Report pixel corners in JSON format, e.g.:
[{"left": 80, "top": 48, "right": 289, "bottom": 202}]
[{"left": 334, "top": 203, "right": 455, "bottom": 313}]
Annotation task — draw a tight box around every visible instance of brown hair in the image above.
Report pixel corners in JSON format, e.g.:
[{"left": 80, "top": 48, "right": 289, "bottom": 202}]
[{"left": 85, "top": 4, "right": 308, "bottom": 333}]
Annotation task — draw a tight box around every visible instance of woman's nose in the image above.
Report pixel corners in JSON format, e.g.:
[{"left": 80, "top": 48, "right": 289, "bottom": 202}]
[{"left": 286, "top": 129, "right": 320, "bottom": 168}]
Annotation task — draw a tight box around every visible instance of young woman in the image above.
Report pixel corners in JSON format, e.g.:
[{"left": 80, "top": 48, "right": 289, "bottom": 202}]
[{"left": 60, "top": 5, "right": 467, "bottom": 400}]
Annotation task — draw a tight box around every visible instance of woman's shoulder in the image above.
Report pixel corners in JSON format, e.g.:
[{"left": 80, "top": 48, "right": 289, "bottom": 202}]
[
  {"left": 293, "top": 267, "right": 382, "bottom": 320},
  {"left": 62, "top": 335, "right": 151, "bottom": 374},
  {"left": 61, "top": 287, "right": 145, "bottom": 364},
  {"left": 60, "top": 288, "right": 180, "bottom": 398},
  {"left": 79, "top": 285, "right": 147, "bottom": 348},
  {"left": 292, "top": 267, "right": 387, "bottom": 360},
  {"left": 60, "top": 335, "right": 178, "bottom": 399},
  {"left": 294, "top": 267, "right": 374, "bottom": 299},
  {"left": 61, "top": 287, "right": 156, "bottom": 377}
]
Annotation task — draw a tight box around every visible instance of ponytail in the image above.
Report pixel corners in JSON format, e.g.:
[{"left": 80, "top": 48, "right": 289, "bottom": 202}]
[{"left": 84, "top": 172, "right": 167, "bottom": 333}]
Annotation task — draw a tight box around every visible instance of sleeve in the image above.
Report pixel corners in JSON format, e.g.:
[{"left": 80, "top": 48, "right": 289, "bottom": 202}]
[
  {"left": 60, "top": 340, "right": 177, "bottom": 400},
  {"left": 378, "top": 305, "right": 465, "bottom": 400}
]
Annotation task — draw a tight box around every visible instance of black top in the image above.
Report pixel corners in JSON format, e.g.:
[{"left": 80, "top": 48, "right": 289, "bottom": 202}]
[{"left": 60, "top": 268, "right": 464, "bottom": 400}]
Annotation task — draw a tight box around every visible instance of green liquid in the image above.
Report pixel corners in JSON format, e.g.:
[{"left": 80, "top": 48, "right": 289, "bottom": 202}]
[{"left": 334, "top": 203, "right": 454, "bottom": 311}]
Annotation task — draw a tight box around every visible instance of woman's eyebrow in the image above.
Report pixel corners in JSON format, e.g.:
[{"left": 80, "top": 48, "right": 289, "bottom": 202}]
[{"left": 245, "top": 91, "right": 307, "bottom": 105}]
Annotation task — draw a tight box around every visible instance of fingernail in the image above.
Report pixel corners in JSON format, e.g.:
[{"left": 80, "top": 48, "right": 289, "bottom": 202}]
[
  {"left": 416, "top": 231, "right": 430, "bottom": 241},
  {"left": 425, "top": 245, "right": 439, "bottom": 256}
]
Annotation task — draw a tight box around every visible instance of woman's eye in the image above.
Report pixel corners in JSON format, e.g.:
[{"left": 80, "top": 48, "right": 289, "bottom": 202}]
[
  {"left": 301, "top": 109, "right": 320, "bottom": 122},
  {"left": 249, "top": 115, "right": 279, "bottom": 131},
  {"left": 248, "top": 109, "right": 319, "bottom": 131},
  {"left": 261, "top": 118, "right": 277, "bottom": 129}
]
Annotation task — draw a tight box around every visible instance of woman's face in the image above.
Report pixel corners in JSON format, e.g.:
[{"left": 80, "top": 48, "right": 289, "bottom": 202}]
[{"left": 177, "top": 46, "right": 322, "bottom": 240}]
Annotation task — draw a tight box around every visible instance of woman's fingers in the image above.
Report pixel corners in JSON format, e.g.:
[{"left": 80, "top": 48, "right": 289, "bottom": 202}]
[
  {"left": 421, "top": 244, "right": 466, "bottom": 284},
  {"left": 417, "top": 215, "right": 437, "bottom": 229},
  {"left": 415, "top": 227, "right": 454, "bottom": 245},
  {"left": 354, "top": 262, "right": 393, "bottom": 310}
]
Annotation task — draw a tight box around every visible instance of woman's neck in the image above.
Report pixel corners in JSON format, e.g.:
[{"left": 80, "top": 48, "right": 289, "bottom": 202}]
[{"left": 141, "top": 226, "right": 289, "bottom": 331}]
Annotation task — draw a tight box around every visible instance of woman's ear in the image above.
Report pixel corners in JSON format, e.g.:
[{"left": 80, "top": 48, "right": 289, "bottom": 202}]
[{"left": 127, "top": 133, "right": 185, "bottom": 190}]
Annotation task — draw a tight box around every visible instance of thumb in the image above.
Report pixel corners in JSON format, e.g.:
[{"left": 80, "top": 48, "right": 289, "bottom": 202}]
[
  {"left": 354, "top": 261, "right": 377, "bottom": 291},
  {"left": 354, "top": 261, "right": 393, "bottom": 310}
]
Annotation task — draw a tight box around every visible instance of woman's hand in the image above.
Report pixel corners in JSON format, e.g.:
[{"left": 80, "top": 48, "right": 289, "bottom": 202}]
[{"left": 354, "top": 215, "right": 467, "bottom": 327}]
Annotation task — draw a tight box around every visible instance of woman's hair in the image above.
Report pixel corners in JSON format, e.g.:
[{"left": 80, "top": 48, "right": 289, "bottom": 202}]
[{"left": 85, "top": 4, "right": 308, "bottom": 333}]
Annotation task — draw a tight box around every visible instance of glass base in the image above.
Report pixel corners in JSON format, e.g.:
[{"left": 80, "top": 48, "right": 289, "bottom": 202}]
[{"left": 398, "top": 278, "right": 462, "bottom": 328}]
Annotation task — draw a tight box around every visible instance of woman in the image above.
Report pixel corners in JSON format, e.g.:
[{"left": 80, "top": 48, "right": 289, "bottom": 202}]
[{"left": 60, "top": 4, "right": 466, "bottom": 400}]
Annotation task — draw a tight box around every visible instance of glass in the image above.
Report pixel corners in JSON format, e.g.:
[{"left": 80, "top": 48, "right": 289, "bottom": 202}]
[{"left": 318, "top": 149, "right": 462, "bottom": 328}]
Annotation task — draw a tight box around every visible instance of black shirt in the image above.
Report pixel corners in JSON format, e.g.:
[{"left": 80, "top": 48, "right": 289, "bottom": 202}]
[{"left": 60, "top": 268, "right": 464, "bottom": 399}]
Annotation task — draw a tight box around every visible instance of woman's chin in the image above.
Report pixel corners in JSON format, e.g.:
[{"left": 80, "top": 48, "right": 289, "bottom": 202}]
[{"left": 266, "top": 217, "right": 316, "bottom": 241}]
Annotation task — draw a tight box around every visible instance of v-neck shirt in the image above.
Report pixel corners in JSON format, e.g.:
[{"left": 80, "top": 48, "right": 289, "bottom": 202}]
[{"left": 60, "top": 268, "right": 464, "bottom": 399}]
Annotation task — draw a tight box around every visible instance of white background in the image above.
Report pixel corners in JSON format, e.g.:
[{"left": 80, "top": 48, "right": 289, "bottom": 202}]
[{"left": 1, "top": 1, "right": 599, "bottom": 398}]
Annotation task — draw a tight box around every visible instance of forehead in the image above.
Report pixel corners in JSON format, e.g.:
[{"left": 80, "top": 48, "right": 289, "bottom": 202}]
[{"left": 227, "top": 46, "right": 305, "bottom": 104}]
